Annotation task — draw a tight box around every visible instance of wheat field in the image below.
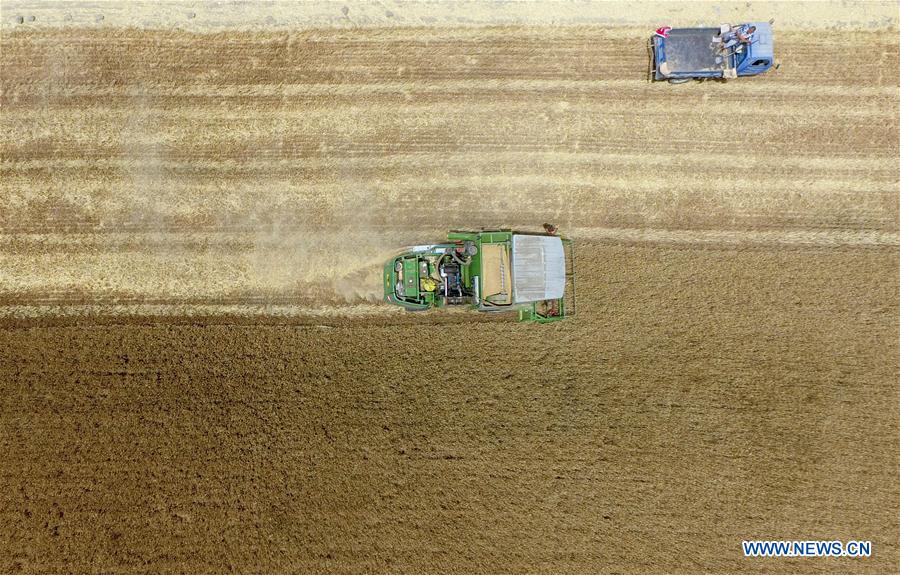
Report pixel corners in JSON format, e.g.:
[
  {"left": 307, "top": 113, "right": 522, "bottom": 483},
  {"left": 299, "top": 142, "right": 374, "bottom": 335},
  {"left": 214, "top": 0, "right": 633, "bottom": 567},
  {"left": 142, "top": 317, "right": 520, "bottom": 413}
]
[{"left": 1, "top": 4, "right": 897, "bottom": 573}]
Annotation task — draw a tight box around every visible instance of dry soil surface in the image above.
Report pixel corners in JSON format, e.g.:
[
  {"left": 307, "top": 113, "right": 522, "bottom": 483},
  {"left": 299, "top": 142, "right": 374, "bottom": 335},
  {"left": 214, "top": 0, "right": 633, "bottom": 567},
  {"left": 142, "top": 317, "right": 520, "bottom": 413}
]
[{"left": 1, "top": 16, "right": 898, "bottom": 575}]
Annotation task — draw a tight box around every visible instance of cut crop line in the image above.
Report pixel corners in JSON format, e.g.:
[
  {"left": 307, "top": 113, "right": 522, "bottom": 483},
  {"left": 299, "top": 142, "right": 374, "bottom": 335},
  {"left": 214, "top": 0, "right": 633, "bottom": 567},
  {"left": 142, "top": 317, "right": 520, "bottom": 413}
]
[
  {"left": 4, "top": 80, "right": 897, "bottom": 98},
  {"left": 4, "top": 152, "right": 897, "bottom": 172},
  {"left": 0, "top": 302, "right": 399, "bottom": 319},
  {"left": 4, "top": 101, "right": 896, "bottom": 121},
  {"left": 571, "top": 227, "right": 900, "bottom": 247}
]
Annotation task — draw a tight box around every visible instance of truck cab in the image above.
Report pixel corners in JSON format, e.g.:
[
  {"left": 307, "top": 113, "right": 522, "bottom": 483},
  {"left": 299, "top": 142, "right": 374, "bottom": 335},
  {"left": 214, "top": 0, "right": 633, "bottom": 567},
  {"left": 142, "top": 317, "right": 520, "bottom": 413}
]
[{"left": 734, "top": 24, "right": 774, "bottom": 75}]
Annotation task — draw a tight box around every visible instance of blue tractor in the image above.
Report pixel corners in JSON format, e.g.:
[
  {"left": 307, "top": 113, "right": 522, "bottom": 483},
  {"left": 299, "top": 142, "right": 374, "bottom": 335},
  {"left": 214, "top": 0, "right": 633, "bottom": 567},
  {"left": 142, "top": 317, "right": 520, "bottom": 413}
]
[{"left": 650, "top": 22, "right": 774, "bottom": 83}]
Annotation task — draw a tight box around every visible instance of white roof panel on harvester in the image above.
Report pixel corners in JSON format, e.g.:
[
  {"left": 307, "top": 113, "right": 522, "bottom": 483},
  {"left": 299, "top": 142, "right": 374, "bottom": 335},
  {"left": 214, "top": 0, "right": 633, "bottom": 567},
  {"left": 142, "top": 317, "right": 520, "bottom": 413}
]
[{"left": 511, "top": 235, "right": 566, "bottom": 303}]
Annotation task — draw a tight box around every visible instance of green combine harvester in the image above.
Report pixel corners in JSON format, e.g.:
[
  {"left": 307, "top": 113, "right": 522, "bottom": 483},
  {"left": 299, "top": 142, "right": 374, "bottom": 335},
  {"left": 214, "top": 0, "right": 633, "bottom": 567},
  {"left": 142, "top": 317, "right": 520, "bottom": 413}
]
[{"left": 383, "top": 229, "right": 575, "bottom": 322}]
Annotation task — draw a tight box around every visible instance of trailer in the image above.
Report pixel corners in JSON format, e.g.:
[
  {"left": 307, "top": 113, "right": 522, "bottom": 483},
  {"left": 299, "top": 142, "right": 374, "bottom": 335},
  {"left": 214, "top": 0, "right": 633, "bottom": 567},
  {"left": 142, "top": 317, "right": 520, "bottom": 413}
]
[
  {"left": 651, "top": 22, "right": 774, "bottom": 83},
  {"left": 383, "top": 229, "right": 576, "bottom": 323}
]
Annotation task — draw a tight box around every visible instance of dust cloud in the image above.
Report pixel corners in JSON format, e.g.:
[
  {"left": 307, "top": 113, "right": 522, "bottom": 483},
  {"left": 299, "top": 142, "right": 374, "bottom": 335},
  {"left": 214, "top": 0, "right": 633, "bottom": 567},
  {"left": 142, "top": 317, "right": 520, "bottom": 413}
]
[{"left": 247, "top": 222, "right": 397, "bottom": 303}]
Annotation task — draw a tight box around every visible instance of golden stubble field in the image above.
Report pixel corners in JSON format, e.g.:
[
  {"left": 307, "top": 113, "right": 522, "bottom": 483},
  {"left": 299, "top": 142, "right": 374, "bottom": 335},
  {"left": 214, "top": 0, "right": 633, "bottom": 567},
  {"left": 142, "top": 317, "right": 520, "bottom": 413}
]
[
  {"left": 1, "top": 15, "right": 898, "bottom": 575},
  {"left": 1, "top": 27, "right": 897, "bottom": 313}
]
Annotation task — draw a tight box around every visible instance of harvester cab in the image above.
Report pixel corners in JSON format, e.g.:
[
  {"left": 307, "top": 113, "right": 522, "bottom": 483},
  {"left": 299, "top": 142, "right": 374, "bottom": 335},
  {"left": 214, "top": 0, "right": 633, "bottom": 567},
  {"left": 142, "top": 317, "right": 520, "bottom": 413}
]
[{"left": 383, "top": 229, "right": 576, "bottom": 323}]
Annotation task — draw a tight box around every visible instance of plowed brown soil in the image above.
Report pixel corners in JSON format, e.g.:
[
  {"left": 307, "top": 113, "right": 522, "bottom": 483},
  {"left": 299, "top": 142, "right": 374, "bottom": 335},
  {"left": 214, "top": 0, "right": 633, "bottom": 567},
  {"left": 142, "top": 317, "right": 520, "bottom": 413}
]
[{"left": 1, "top": 23, "right": 898, "bottom": 574}]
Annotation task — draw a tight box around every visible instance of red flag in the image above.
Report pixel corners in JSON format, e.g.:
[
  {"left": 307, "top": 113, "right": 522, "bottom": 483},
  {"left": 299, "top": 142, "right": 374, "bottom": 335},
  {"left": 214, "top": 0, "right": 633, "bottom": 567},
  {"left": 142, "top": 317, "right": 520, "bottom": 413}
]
[{"left": 655, "top": 26, "right": 672, "bottom": 38}]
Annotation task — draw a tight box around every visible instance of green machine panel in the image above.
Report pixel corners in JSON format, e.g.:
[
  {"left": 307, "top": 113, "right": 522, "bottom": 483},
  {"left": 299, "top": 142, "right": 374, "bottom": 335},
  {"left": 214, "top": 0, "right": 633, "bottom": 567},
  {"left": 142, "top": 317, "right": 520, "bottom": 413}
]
[{"left": 402, "top": 258, "right": 419, "bottom": 298}]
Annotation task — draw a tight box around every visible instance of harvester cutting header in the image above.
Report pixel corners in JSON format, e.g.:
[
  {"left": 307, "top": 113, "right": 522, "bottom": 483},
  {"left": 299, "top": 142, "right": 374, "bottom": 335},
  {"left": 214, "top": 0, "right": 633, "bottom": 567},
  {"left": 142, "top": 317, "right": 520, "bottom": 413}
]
[{"left": 383, "top": 228, "right": 575, "bottom": 323}]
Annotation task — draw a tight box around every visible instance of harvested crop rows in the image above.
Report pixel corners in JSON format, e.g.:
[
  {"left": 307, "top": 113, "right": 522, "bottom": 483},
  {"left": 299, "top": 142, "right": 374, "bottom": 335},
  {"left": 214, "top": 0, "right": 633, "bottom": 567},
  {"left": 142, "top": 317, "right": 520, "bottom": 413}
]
[
  {"left": 2, "top": 27, "right": 897, "bottom": 312},
  {"left": 1, "top": 24, "right": 898, "bottom": 574}
]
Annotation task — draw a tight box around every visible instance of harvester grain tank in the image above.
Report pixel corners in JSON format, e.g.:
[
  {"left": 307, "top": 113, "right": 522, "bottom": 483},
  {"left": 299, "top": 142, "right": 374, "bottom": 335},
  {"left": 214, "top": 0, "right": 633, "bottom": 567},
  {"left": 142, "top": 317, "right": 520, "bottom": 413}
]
[{"left": 383, "top": 229, "right": 575, "bottom": 323}]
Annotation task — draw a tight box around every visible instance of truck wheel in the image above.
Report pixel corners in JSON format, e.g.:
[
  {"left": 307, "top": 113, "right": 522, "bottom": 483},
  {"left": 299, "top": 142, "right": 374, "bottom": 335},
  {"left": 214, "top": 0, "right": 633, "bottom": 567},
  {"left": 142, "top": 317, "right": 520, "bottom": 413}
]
[{"left": 668, "top": 78, "right": 691, "bottom": 84}]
